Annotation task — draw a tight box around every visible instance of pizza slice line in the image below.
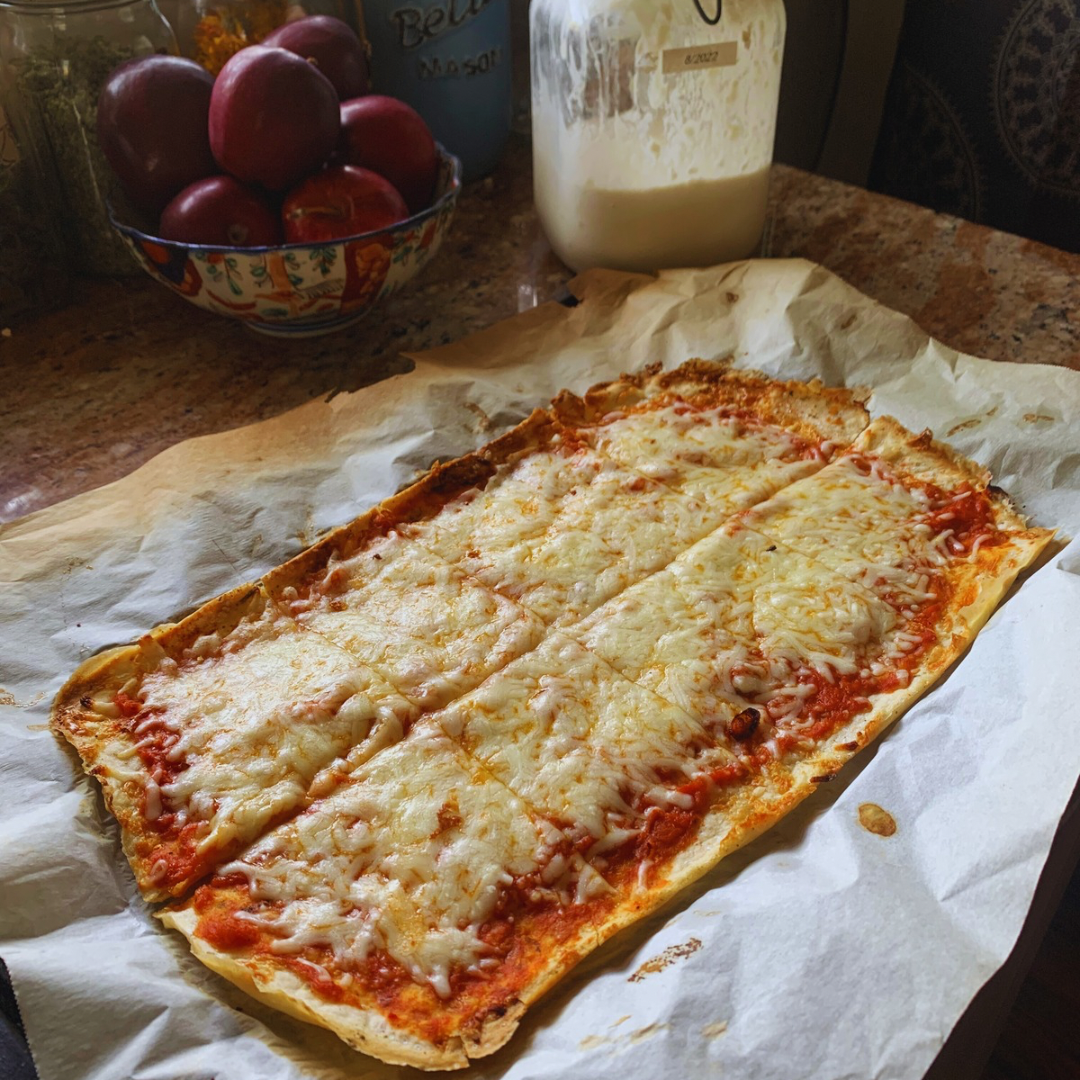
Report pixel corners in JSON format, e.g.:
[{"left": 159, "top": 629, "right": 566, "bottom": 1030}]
[
  {"left": 378, "top": 369, "right": 871, "bottom": 635},
  {"left": 51, "top": 582, "right": 419, "bottom": 901},
  {"left": 160, "top": 715, "right": 639, "bottom": 1069}
]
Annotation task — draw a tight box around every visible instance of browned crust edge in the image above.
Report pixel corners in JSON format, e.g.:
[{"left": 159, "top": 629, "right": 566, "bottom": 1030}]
[
  {"left": 50, "top": 582, "right": 269, "bottom": 901},
  {"left": 159, "top": 902, "right": 584, "bottom": 1070},
  {"left": 551, "top": 360, "right": 872, "bottom": 452},
  {"left": 854, "top": 414, "right": 1039, "bottom": 537},
  {"left": 261, "top": 409, "right": 558, "bottom": 601}
]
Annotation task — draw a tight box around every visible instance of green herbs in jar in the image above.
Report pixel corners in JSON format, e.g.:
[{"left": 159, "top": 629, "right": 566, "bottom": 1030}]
[{"left": 12, "top": 35, "right": 151, "bottom": 276}]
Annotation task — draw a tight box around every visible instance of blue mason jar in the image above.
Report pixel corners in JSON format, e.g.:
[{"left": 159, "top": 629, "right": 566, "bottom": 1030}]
[{"left": 362, "top": 0, "right": 512, "bottom": 182}]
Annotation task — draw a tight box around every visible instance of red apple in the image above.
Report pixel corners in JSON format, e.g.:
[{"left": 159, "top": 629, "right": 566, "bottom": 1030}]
[
  {"left": 209, "top": 45, "right": 340, "bottom": 192},
  {"left": 261, "top": 15, "right": 370, "bottom": 102},
  {"left": 282, "top": 165, "right": 408, "bottom": 242},
  {"left": 160, "top": 176, "right": 283, "bottom": 246},
  {"left": 97, "top": 56, "right": 216, "bottom": 214},
  {"left": 336, "top": 95, "right": 438, "bottom": 214}
]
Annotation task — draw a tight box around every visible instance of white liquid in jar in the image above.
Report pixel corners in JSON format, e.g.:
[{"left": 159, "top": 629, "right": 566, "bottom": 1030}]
[
  {"left": 535, "top": 164, "right": 771, "bottom": 272},
  {"left": 530, "top": 0, "right": 786, "bottom": 275}
]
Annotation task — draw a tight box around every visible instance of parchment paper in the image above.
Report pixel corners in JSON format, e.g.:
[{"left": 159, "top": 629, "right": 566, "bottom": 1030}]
[{"left": 3, "top": 259, "right": 1080, "bottom": 1080}]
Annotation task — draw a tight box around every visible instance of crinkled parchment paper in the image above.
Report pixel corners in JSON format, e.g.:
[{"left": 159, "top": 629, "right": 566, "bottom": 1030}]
[{"left": 3, "top": 260, "right": 1079, "bottom": 1080}]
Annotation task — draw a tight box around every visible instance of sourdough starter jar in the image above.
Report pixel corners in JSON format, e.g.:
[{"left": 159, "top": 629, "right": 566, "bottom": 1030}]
[{"left": 530, "top": 0, "right": 786, "bottom": 272}]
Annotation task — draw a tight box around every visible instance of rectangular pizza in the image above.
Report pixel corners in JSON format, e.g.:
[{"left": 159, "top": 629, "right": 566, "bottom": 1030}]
[{"left": 52, "top": 361, "right": 1053, "bottom": 1069}]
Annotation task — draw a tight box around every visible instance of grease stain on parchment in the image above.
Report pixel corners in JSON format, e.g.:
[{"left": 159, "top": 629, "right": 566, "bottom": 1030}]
[
  {"left": 629, "top": 938, "right": 702, "bottom": 982},
  {"left": 579, "top": 1034, "right": 609, "bottom": 1050},
  {"left": 1, "top": 687, "right": 45, "bottom": 710},
  {"left": 702, "top": 1020, "right": 728, "bottom": 1039},
  {"left": 946, "top": 418, "right": 982, "bottom": 437},
  {"left": 464, "top": 401, "right": 493, "bottom": 432},
  {"left": 859, "top": 803, "right": 897, "bottom": 837},
  {"left": 578, "top": 1016, "right": 651, "bottom": 1052}
]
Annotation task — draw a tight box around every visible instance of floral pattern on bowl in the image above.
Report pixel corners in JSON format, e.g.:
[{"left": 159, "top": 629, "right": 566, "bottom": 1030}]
[{"left": 111, "top": 148, "right": 461, "bottom": 337}]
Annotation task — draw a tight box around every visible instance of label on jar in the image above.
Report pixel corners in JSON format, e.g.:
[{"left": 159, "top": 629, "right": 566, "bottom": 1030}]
[{"left": 662, "top": 41, "right": 737, "bottom": 74}]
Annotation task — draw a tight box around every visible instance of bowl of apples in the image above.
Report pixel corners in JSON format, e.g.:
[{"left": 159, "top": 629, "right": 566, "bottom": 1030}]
[{"left": 100, "top": 18, "right": 461, "bottom": 337}]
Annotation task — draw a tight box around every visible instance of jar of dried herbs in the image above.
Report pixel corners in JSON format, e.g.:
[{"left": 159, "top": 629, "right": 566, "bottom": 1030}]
[
  {"left": 0, "top": 101, "right": 70, "bottom": 324},
  {"left": 0, "top": 0, "right": 177, "bottom": 280}
]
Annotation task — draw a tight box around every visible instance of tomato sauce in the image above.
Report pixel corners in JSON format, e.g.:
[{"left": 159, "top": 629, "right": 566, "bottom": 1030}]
[
  {"left": 844, "top": 454, "right": 1004, "bottom": 558},
  {"left": 116, "top": 690, "right": 194, "bottom": 834},
  {"left": 184, "top": 448, "right": 1009, "bottom": 1040},
  {"left": 192, "top": 876, "right": 589, "bottom": 1045},
  {"left": 920, "top": 482, "right": 1004, "bottom": 556}
]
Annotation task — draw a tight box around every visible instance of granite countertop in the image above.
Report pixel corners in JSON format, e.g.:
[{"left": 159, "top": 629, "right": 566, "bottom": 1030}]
[
  {"left": 2, "top": 136, "right": 1079, "bottom": 523},
  {"left": 2, "top": 136, "right": 1080, "bottom": 1079}
]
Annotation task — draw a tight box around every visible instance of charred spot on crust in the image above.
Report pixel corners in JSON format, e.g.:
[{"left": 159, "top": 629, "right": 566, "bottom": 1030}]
[
  {"left": 80, "top": 696, "right": 92, "bottom": 709},
  {"left": 728, "top": 707, "right": 760, "bottom": 741}
]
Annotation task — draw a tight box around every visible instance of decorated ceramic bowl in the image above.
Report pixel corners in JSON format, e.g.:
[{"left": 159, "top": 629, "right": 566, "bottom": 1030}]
[{"left": 111, "top": 148, "right": 461, "bottom": 338}]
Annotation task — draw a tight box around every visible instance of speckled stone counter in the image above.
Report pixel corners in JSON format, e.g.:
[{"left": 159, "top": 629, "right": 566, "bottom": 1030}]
[{"left": 3, "top": 137, "right": 1079, "bottom": 524}]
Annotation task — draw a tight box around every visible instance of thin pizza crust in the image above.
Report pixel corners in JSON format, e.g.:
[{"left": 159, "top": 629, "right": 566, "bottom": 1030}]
[
  {"left": 160, "top": 883, "right": 608, "bottom": 1071},
  {"left": 854, "top": 414, "right": 1028, "bottom": 532},
  {"left": 53, "top": 359, "right": 1055, "bottom": 1068},
  {"left": 53, "top": 583, "right": 267, "bottom": 901},
  {"left": 615, "top": 522, "right": 1051, "bottom": 920},
  {"left": 160, "top": 905, "right": 531, "bottom": 1070}
]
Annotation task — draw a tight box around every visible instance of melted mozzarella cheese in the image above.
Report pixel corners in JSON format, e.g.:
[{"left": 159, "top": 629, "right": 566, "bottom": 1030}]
[
  {"left": 741, "top": 430, "right": 946, "bottom": 601},
  {"left": 471, "top": 524, "right": 632, "bottom": 628},
  {"left": 403, "top": 442, "right": 605, "bottom": 566},
  {"left": 289, "top": 539, "right": 543, "bottom": 710},
  {"left": 219, "top": 722, "right": 594, "bottom": 998},
  {"left": 436, "top": 634, "right": 730, "bottom": 849},
  {"left": 570, "top": 568, "right": 748, "bottom": 723},
  {"left": 136, "top": 608, "right": 416, "bottom": 862},
  {"left": 567, "top": 523, "right": 904, "bottom": 744},
  {"left": 588, "top": 404, "right": 826, "bottom": 504}
]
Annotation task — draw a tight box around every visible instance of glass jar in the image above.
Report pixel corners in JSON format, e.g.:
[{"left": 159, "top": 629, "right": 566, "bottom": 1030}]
[
  {"left": 363, "top": 0, "right": 512, "bottom": 182},
  {"left": 0, "top": 100, "right": 70, "bottom": 323},
  {"left": 0, "top": 0, "right": 177, "bottom": 277},
  {"left": 159, "top": 0, "right": 362, "bottom": 76},
  {"left": 531, "top": 0, "right": 786, "bottom": 272}
]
